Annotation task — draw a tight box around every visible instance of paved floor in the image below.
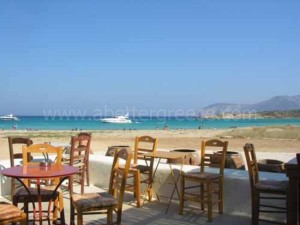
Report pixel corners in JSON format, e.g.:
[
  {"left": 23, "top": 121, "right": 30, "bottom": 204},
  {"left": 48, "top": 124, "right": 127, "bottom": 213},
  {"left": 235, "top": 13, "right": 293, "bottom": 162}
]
[
  {"left": 1, "top": 185, "right": 283, "bottom": 225},
  {"left": 60, "top": 194, "right": 251, "bottom": 225}
]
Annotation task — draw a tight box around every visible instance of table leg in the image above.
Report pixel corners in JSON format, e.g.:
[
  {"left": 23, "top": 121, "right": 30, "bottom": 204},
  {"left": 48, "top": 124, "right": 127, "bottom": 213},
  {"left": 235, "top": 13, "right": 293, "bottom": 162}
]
[
  {"left": 15, "top": 178, "right": 36, "bottom": 223},
  {"left": 36, "top": 179, "right": 44, "bottom": 225},
  {"left": 166, "top": 163, "right": 184, "bottom": 214},
  {"left": 145, "top": 153, "right": 186, "bottom": 214},
  {"left": 48, "top": 176, "right": 68, "bottom": 225},
  {"left": 148, "top": 158, "right": 161, "bottom": 202},
  {"left": 16, "top": 177, "right": 67, "bottom": 225}
]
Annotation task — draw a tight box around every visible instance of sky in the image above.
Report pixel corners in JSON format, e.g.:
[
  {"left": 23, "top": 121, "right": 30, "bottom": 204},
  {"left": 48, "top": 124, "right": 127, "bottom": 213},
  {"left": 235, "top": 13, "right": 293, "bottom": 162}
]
[{"left": 0, "top": 0, "right": 299, "bottom": 116}]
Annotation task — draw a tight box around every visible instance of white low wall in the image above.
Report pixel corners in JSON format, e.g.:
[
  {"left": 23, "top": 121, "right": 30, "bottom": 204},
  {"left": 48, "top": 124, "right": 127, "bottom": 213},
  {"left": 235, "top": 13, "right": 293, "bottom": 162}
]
[
  {"left": 88, "top": 153, "right": 288, "bottom": 217},
  {"left": 0, "top": 159, "right": 13, "bottom": 197},
  {"left": 0, "top": 153, "right": 288, "bottom": 218}
]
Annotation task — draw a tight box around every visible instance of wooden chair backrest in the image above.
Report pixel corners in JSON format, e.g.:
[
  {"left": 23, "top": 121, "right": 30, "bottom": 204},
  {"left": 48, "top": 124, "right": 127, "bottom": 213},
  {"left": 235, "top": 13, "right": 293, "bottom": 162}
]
[
  {"left": 243, "top": 143, "right": 259, "bottom": 196},
  {"left": 22, "top": 143, "right": 63, "bottom": 187},
  {"left": 109, "top": 147, "right": 132, "bottom": 223},
  {"left": 133, "top": 136, "right": 157, "bottom": 164},
  {"left": 200, "top": 139, "right": 228, "bottom": 176},
  {"left": 77, "top": 132, "right": 92, "bottom": 153},
  {"left": 8, "top": 137, "right": 33, "bottom": 167},
  {"left": 69, "top": 135, "right": 90, "bottom": 166},
  {"left": 68, "top": 135, "right": 91, "bottom": 193}
]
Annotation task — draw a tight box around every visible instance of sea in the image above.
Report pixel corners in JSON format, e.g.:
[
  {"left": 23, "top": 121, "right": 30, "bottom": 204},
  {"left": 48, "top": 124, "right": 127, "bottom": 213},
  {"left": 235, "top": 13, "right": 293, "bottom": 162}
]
[{"left": 0, "top": 116, "right": 300, "bottom": 131}]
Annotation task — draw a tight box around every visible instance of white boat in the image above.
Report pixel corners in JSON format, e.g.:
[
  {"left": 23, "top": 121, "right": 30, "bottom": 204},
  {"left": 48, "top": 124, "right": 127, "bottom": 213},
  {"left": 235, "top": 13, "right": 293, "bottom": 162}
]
[
  {"left": 0, "top": 114, "right": 19, "bottom": 121},
  {"left": 100, "top": 114, "right": 132, "bottom": 124}
]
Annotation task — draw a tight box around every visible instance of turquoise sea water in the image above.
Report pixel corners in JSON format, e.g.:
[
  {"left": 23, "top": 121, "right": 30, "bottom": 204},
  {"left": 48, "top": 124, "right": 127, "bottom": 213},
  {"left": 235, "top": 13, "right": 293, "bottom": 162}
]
[{"left": 0, "top": 116, "right": 300, "bottom": 131}]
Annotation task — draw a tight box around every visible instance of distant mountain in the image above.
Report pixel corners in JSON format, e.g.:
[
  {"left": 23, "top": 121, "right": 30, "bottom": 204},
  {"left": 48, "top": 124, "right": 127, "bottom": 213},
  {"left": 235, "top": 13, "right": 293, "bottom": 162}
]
[
  {"left": 249, "top": 95, "right": 300, "bottom": 112},
  {"left": 201, "top": 95, "right": 300, "bottom": 116}
]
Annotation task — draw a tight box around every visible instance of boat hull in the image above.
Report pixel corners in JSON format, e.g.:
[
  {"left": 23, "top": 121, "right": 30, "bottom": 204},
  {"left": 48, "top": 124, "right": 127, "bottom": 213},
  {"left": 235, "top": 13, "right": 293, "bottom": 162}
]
[
  {"left": 0, "top": 114, "right": 19, "bottom": 121},
  {"left": 100, "top": 120, "right": 132, "bottom": 124},
  {"left": 100, "top": 115, "right": 132, "bottom": 124}
]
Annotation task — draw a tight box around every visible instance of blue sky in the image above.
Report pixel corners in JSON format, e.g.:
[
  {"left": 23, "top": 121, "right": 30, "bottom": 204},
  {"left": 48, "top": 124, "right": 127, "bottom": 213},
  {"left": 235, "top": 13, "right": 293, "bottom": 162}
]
[{"left": 0, "top": 0, "right": 299, "bottom": 116}]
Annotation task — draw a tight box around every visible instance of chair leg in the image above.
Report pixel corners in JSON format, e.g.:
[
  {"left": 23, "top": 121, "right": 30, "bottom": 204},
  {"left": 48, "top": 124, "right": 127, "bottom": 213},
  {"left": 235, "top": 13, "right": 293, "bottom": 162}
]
[
  {"left": 200, "top": 183, "right": 205, "bottom": 211},
  {"left": 207, "top": 182, "right": 213, "bottom": 222},
  {"left": 147, "top": 184, "right": 153, "bottom": 203},
  {"left": 11, "top": 178, "right": 15, "bottom": 201},
  {"left": 77, "top": 211, "right": 83, "bottom": 225},
  {"left": 58, "top": 194, "right": 65, "bottom": 225},
  {"left": 252, "top": 191, "right": 260, "bottom": 225},
  {"left": 21, "top": 212, "right": 27, "bottom": 225},
  {"left": 69, "top": 176, "right": 74, "bottom": 195},
  {"left": 12, "top": 196, "right": 18, "bottom": 207},
  {"left": 107, "top": 208, "right": 113, "bottom": 224},
  {"left": 52, "top": 198, "right": 58, "bottom": 222},
  {"left": 179, "top": 173, "right": 184, "bottom": 215},
  {"left": 70, "top": 199, "right": 75, "bottom": 225},
  {"left": 218, "top": 183, "right": 223, "bottom": 214},
  {"left": 23, "top": 201, "right": 29, "bottom": 224},
  {"left": 116, "top": 206, "right": 122, "bottom": 225},
  {"left": 86, "top": 165, "right": 90, "bottom": 186},
  {"left": 135, "top": 171, "right": 141, "bottom": 207},
  {"left": 81, "top": 171, "right": 85, "bottom": 194},
  {"left": 147, "top": 170, "right": 154, "bottom": 202}
]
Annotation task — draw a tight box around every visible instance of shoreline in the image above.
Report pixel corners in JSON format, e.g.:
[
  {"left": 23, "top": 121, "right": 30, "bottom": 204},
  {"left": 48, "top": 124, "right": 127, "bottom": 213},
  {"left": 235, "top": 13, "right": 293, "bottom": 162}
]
[
  {"left": 1, "top": 118, "right": 300, "bottom": 132},
  {"left": 0, "top": 127, "right": 299, "bottom": 161}
]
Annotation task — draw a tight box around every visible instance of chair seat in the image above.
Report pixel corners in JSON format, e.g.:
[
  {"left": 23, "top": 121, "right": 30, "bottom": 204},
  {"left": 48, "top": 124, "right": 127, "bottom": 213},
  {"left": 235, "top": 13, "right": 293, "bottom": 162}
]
[
  {"left": 72, "top": 192, "right": 117, "bottom": 211},
  {"left": 184, "top": 172, "right": 221, "bottom": 180},
  {"left": 0, "top": 202, "right": 23, "bottom": 222},
  {"left": 131, "top": 164, "right": 150, "bottom": 173},
  {"left": 14, "top": 187, "right": 60, "bottom": 201},
  {"left": 255, "top": 180, "right": 288, "bottom": 193}
]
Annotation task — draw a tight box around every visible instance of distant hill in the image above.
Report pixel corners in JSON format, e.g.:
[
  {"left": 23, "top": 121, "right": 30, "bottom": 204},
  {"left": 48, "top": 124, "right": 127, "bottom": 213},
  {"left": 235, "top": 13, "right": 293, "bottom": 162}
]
[
  {"left": 250, "top": 95, "right": 300, "bottom": 112},
  {"left": 257, "top": 109, "right": 300, "bottom": 118},
  {"left": 201, "top": 95, "right": 300, "bottom": 116}
]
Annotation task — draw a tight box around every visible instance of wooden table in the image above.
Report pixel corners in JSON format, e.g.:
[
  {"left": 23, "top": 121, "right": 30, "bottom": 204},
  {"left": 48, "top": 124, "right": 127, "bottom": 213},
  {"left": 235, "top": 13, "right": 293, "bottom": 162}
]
[
  {"left": 284, "top": 158, "right": 299, "bottom": 225},
  {"left": 1, "top": 165, "right": 78, "bottom": 225},
  {"left": 143, "top": 151, "right": 188, "bottom": 213}
]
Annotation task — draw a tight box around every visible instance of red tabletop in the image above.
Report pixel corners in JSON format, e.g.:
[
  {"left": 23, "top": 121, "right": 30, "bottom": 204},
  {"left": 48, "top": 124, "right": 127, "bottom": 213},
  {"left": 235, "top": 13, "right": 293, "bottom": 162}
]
[{"left": 1, "top": 165, "right": 78, "bottom": 179}]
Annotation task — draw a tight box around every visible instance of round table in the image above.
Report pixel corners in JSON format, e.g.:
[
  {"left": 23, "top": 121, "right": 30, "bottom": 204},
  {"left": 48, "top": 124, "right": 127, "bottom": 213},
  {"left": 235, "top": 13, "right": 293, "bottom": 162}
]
[{"left": 1, "top": 165, "right": 78, "bottom": 225}]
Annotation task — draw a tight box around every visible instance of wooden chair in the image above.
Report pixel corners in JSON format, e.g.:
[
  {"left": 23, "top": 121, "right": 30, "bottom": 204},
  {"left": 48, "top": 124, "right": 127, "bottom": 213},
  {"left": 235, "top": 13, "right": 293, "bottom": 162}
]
[
  {"left": 8, "top": 137, "right": 33, "bottom": 200},
  {"left": 243, "top": 143, "right": 287, "bottom": 225},
  {"left": 77, "top": 132, "right": 92, "bottom": 186},
  {"left": 63, "top": 135, "right": 91, "bottom": 194},
  {"left": 70, "top": 147, "right": 133, "bottom": 225},
  {"left": 13, "top": 143, "right": 65, "bottom": 224},
  {"left": 179, "top": 139, "right": 228, "bottom": 222},
  {"left": 0, "top": 202, "right": 27, "bottom": 225},
  {"left": 125, "top": 136, "right": 157, "bottom": 207}
]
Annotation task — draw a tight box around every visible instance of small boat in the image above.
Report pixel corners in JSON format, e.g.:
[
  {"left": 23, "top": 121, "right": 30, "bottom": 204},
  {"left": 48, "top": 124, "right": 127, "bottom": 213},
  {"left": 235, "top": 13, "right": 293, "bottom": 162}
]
[
  {"left": 100, "top": 114, "right": 132, "bottom": 124},
  {"left": 0, "top": 114, "right": 19, "bottom": 121}
]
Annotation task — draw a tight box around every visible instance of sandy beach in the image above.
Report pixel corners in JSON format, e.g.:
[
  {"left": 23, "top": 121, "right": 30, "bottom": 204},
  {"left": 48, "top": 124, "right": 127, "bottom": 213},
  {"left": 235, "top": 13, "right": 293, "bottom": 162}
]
[{"left": 1, "top": 127, "right": 299, "bottom": 162}]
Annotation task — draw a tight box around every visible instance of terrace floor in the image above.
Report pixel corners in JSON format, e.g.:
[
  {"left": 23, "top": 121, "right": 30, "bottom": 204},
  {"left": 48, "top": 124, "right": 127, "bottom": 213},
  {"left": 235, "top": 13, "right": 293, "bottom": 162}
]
[{"left": 1, "top": 185, "right": 279, "bottom": 225}]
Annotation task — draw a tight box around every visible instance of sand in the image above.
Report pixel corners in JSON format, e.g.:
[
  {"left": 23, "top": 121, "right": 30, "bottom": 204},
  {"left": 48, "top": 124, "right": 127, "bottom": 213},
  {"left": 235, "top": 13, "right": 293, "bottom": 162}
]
[{"left": 1, "top": 128, "right": 299, "bottom": 162}]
